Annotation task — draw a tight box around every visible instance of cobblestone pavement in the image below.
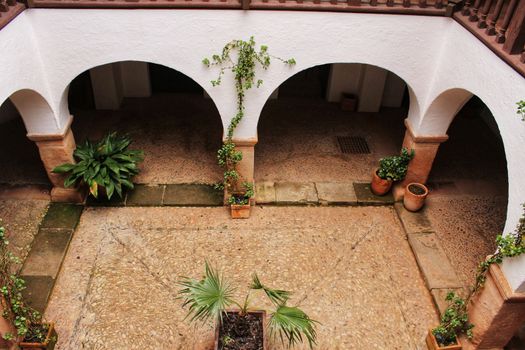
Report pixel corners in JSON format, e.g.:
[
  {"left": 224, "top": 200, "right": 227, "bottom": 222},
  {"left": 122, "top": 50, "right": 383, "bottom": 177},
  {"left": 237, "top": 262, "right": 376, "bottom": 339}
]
[{"left": 46, "top": 206, "right": 438, "bottom": 350}]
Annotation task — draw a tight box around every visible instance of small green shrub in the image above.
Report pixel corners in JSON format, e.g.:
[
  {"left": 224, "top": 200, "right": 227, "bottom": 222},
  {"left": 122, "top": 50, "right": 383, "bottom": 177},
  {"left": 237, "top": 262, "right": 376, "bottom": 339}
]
[
  {"left": 178, "top": 262, "right": 318, "bottom": 348},
  {"left": 52, "top": 132, "right": 144, "bottom": 200},
  {"left": 432, "top": 292, "right": 473, "bottom": 347},
  {"left": 376, "top": 147, "right": 415, "bottom": 181}
]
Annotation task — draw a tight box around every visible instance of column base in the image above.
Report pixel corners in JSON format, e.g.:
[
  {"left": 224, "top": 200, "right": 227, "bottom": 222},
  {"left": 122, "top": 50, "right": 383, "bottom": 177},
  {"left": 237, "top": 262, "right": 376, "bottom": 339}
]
[
  {"left": 51, "top": 187, "right": 86, "bottom": 203},
  {"left": 461, "top": 264, "right": 525, "bottom": 349}
]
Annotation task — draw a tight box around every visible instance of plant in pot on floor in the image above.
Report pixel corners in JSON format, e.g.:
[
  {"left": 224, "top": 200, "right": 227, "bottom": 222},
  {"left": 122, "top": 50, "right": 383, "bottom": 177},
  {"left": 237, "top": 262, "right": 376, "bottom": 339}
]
[
  {"left": 403, "top": 182, "right": 429, "bottom": 212},
  {"left": 178, "top": 262, "right": 318, "bottom": 350},
  {"left": 0, "top": 226, "right": 57, "bottom": 350},
  {"left": 371, "top": 147, "right": 414, "bottom": 196},
  {"left": 427, "top": 292, "right": 473, "bottom": 350},
  {"left": 229, "top": 182, "right": 254, "bottom": 219},
  {"left": 52, "top": 132, "right": 144, "bottom": 202}
]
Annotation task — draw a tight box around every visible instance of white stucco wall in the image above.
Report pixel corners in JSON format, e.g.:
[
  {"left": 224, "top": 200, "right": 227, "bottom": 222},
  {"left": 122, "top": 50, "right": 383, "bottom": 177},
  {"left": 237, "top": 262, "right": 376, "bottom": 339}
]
[{"left": 0, "top": 8, "right": 524, "bottom": 290}]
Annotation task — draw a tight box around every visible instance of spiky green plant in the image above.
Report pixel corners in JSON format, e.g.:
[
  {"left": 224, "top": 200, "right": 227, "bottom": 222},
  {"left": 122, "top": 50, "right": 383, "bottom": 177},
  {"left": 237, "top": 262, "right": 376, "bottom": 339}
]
[
  {"left": 52, "top": 132, "right": 143, "bottom": 200},
  {"left": 178, "top": 263, "right": 318, "bottom": 348}
]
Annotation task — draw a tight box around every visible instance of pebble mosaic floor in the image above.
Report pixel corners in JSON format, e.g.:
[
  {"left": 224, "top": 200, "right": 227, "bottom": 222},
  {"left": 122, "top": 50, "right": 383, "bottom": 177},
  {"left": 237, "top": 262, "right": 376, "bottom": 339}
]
[{"left": 46, "top": 206, "right": 438, "bottom": 350}]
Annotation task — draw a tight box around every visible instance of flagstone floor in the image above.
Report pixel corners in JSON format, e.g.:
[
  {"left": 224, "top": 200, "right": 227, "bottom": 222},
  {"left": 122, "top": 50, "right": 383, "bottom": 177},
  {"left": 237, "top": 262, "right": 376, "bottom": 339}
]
[{"left": 46, "top": 206, "right": 438, "bottom": 350}]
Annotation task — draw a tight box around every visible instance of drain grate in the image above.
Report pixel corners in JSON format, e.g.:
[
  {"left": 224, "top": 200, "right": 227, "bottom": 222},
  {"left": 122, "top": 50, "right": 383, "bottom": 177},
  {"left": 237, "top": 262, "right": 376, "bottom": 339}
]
[{"left": 337, "top": 136, "right": 370, "bottom": 154}]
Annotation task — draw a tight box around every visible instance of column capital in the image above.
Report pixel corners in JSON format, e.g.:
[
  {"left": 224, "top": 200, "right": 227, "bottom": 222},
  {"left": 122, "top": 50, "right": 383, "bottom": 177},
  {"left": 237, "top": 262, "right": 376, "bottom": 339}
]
[
  {"left": 405, "top": 119, "right": 449, "bottom": 144},
  {"left": 26, "top": 115, "right": 74, "bottom": 142},
  {"left": 222, "top": 137, "right": 258, "bottom": 147}
]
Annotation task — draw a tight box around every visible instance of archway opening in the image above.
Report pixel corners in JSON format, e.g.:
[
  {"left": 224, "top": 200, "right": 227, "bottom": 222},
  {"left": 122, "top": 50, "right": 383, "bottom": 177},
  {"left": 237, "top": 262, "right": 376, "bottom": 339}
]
[
  {"left": 0, "top": 98, "right": 49, "bottom": 188},
  {"left": 256, "top": 63, "right": 410, "bottom": 183},
  {"left": 423, "top": 93, "right": 509, "bottom": 304},
  {"left": 67, "top": 61, "right": 223, "bottom": 185}
]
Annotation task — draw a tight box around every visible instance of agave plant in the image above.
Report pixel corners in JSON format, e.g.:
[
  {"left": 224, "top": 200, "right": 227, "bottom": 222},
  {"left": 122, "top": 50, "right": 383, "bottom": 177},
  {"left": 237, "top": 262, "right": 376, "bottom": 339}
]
[
  {"left": 52, "top": 132, "right": 144, "bottom": 200},
  {"left": 178, "top": 262, "right": 318, "bottom": 348}
]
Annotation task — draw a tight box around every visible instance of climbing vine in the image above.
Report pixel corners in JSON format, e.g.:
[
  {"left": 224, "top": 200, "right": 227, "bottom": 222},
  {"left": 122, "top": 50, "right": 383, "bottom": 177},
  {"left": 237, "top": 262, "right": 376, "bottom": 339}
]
[
  {"left": 203, "top": 37, "right": 295, "bottom": 202},
  {"left": 470, "top": 205, "right": 525, "bottom": 295},
  {"left": 517, "top": 100, "right": 525, "bottom": 121}
]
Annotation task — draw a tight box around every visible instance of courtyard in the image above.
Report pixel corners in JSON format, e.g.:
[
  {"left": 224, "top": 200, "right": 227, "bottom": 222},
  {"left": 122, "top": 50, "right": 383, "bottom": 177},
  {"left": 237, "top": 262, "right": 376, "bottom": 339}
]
[{"left": 0, "top": 63, "right": 516, "bottom": 349}]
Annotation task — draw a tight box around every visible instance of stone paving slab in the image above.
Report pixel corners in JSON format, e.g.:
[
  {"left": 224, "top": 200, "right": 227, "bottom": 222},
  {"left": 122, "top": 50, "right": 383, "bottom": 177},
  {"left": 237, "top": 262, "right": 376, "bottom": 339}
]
[
  {"left": 126, "top": 185, "right": 165, "bottom": 206},
  {"left": 407, "top": 232, "right": 463, "bottom": 290},
  {"left": 316, "top": 182, "right": 357, "bottom": 205},
  {"left": 255, "top": 181, "right": 276, "bottom": 204},
  {"left": 21, "top": 228, "right": 73, "bottom": 278},
  {"left": 353, "top": 182, "right": 394, "bottom": 205},
  {"left": 163, "top": 184, "right": 223, "bottom": 206},
  {"left": 40, "top": 203, "right": 83, "bottom": 230},
  {"left": 430, "top": 287, "right": 469, "bottom": 315},
  {"left": 394, "top": 202, "right": 433, "bottom": 234},
  {"left": 21, "top": 275, "right": 54, "bottom": 313},
  {"left": 274, "top": 182, "right": 318, "bottom": 205},
  {"left": 85, "top": 192, "right": 127, "bottom": 207}
]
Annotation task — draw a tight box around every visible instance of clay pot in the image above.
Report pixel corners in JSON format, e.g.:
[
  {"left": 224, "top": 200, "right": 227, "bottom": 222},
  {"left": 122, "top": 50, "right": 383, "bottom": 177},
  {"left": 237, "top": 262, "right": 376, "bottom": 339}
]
[
  {"left": 404, "top": 183, "right": 429, "bottom": 212},
  {"left": 231, "top": 204, "right": 251, "bottom": 219},
  {"left": 340, "top": 93, "right": 358, "bottom": 112},
  {"left": 370, "top": 169, "right": 393, "bottom": 196},
  {"left": 19, "top": 323, "right": 57, "bottom": 350},
  {"left": 215, "top": 310, "right": 267, "bottom": 350},
  {"left": 426, "top": 329, "right": 461, "bottom": 350}
]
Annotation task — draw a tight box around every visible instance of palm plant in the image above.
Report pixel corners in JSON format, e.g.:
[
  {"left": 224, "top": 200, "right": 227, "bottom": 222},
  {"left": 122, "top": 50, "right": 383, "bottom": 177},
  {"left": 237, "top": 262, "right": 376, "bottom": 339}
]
[
  {"left": 178, "top": 262, "right": 318, "bottom": 348},
  {"left": 52, "top": 132, "right": 143, "bottom": 200}
]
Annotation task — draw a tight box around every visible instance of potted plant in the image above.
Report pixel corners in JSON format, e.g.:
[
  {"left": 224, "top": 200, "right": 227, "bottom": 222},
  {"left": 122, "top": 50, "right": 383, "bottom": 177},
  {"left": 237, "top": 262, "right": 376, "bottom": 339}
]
[
  {"left": 403, "top": 182, "right": 429, "bottom": 212},
  {"left": 178, "top": 262, "right": 318, "bottom": 349},
  {"left": 371, "top": 147, "right": 414, "bottom": 195},
  {"left": 229, "top": 182, "right": 254, "bottom": 219},
  {"left": 52, "top": 132, "right": 144, "bottom": 201},
  {"left": 427, "top": 292, "right": 473, "bottom": 350},
  {"left": 0, "top": 226, "right": 57, "bottom": 350}
]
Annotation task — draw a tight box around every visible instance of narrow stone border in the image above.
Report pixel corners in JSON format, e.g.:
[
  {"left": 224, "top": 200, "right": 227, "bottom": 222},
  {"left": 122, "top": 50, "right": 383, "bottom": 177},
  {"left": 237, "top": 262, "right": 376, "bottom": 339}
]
[
  {"left": 20, "top": 203, "right": 83, "bottom": 313},
  {"left": 86, "top": 184, "right": 224, "bottom": 207},
  {"left": 394, "top": 202, "right": 467, "bottom": 314}
]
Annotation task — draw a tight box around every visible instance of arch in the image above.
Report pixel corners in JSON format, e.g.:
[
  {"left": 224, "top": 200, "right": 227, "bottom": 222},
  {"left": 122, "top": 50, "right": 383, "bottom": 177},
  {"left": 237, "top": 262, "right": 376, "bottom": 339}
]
[
  {"left": 251, "top": 61, "right": 421, "bottom": 137},
  {"left": 417, "top": 88, "right": 474, "bottom": 135},
  {"left": 6, "top": 89, "right": 60, "bottom": 135},
  {"left": 57, "top": 60, "right": 223, "bottom": 132}
]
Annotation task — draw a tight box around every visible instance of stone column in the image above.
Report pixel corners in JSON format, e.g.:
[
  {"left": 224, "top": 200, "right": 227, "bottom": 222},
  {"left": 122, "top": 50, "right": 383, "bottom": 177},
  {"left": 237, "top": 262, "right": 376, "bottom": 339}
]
[
  {"left": 223, "top": 138, "right": 256, "bottom": 204},
  {"left": 28, "top": 126, "right": 84, "bottom": 203},
  {"left": 393, "top": 119, "right": 448, "bottom": 200},
  {"left": 460, "top": 263, "right": 525, "bottom": 350}
]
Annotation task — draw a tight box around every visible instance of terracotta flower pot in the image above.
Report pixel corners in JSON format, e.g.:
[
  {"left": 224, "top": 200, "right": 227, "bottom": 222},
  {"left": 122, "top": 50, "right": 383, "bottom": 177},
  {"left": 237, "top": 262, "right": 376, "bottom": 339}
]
[
  {"left": 231, "top": 204, "right": 251, "bottom": 219},
  {"left": 426, "top": 329, "right": 461, "bottom": 350},
  {"left": 340, "top": 93, "right": 358, "bottom": 112},
  {"left": 215, "top": 310, "right": 267, "bottom": 350},
  {"left": 19, "top": 323, "right": 57, "bottom": 350},
  {"left": 404, "top": 183, "right": 429, "bottom": 212},
  {"left": 370, "top": 169, "right": 393, "bottom": 196}
]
